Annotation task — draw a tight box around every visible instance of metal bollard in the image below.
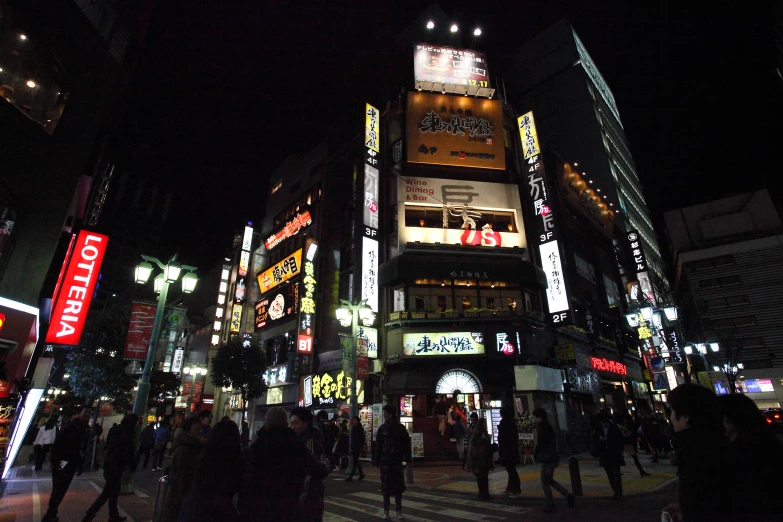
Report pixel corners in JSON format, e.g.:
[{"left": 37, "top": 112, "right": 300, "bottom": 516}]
[{"left": 569, "top": 456, "right": 583, "bottom": 497}]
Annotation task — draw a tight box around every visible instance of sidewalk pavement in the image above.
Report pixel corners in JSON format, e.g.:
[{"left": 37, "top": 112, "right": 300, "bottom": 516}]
[{"left": 403, "top": 452, "right": 678, "bottom": 500}]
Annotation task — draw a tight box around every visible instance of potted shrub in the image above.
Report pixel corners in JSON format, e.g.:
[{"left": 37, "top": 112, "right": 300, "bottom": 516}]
[
  {"left": 494, "top": 308, "right": 512, "bottom": 317},
  {"left": 444, "top": 309, "right": 459, "bottom": 319},
  {"left": 411, "top": 310, "right": 427, "bottom": 319},
  {"left": 426, "top": 310, "right": 443, "bottom": 319},
  {"left": 479, "top": 308, "right": 493, "bottom": 318},
  {"left": 464, "top": 307, "right": 480, "bottom": 318},
  {"left": 389, "top": 311, "right": 408, "bottom": 321}
]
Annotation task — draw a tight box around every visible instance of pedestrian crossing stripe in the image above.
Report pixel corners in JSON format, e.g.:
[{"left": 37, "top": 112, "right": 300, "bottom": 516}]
[
  {"left": 404, "top": 490, "right": 533, "bottom": 514},
  {"left": 348, "top": 492, "right": 507, "bottom": 521}
]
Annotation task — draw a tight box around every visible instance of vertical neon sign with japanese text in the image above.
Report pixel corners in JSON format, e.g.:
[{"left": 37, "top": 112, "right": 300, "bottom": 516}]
[
  {"left": 297, "top": 239, "right": 318, "bottom": 354},
  {"left": 518, "top": 111, "right": 570, "bottom": 324},
  {"left": 230, "top": 223, "right": 253, "bottom": 332},
  {"left": 362, "top": 103, "right": 380, "bottom": 313}
]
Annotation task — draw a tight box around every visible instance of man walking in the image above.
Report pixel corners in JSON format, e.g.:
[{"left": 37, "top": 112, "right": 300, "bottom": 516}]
[
  {"left": 593, "top": 411, "right": 625, "bottom": 501},
  {"left": 346, "top": 416, "right": 366, "bottom": 481},
  {"left": 151, "top": 418, "right": 171, "bottom": 471},
  {"left": 497, "top": 406, "right": 521, "bottom": 497},
  {"left": 290, "top": 407, "right": 326, "bottom": 521},
  {"left": 373, "top": 405, "right": 411, "bottom": 520},
  {"left": 42, "top": 407, "right": 92, "bottom": 522},
  {"left": 533, "top": 408, "right": 574, "bottom": 512},
  {"left": 136, "top": 422, "right": 155, "bottom": 469},
  {"left": 81, "top": 414, "right": 138, "bottom": 522}
]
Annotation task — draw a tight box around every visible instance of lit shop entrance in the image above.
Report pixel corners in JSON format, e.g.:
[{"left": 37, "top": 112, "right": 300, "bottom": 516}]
[{"left": 393, "top": 369, "right": 504, "bottom": 458}]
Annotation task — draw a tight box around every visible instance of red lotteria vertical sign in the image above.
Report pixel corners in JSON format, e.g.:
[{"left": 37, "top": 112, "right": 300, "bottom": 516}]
[{"left": 45, "top": 231, "right": 108, "bottom": 345}]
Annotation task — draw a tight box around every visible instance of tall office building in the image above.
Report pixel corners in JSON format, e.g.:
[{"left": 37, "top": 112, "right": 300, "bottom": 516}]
[{"left": 507, "top": 19, "right": 666, "bottom": 285}]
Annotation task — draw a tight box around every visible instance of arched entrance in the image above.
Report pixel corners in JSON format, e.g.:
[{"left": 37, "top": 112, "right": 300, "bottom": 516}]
[{"left": 435, "top": 369, "right": 482, "bottom": 395}]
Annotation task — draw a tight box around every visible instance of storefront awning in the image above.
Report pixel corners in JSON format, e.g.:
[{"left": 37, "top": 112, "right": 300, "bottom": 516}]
[{"left": 379, "top": 251, "right": 547, "bottom": 288}]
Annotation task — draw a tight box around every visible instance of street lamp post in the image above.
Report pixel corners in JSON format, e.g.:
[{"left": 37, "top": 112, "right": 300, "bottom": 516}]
[
  {"left": 183, "top": 365, "right": 208, "bottom": 412},
  {"left": 336, "top": 298, "right": 374, "bottom": 475},
  {"left": 133, "top": 255, "right": 198, "bottom": 420}
]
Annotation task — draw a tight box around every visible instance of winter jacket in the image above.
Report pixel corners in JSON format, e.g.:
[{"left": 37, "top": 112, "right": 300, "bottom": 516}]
[
  {"left": 34, "top": 426, "right": 57, "bottom": 446},
  {"left": 163, "top": 431, "right": 203, "bottom": 522},
  {"left": 373, "top": 421, "right": 411, "bottom": 467},
  {"left": 349, "top": 424, "right": 365, "bottom": 455},
  {"left": 724, "top": 434, "right": 783, "bottom": 519},
  {"left": 298, "top": 425, "right": 326, "bottom": 521},
  {"left": 464, "top": 430, "right": 495, "bottom": 473},
  {"left": 334, "top": 431, "right": 349, "bottom": 456},
  {"left": 534, "top": 420, "right": 559, "bottom": 464},
  {"left": 374, "top": 421, "right": 410, "bottom": 496},
  {"left": 240, "top": 427, "right": 328, "bottom": 522},
  {"left": 139, "top": 424, "right": 155, "bottom": 449},
  {"left": 673, "top": 427, "right": 730, "bottom": 522},
  {"left": 322, "top": 423, "right": 339, "bottom": 456},
  {"left": 154, "top": 424, "right": 171, "bottom": 450},
  {"left": 497, "top": 417, "right": 520, "bottom": 465},
  {"left": 452, "top": 418, "right": 466, "bottom": 439},
  {"left": 103, "top": 423, "right": 137, "bottom": 479},
  {"left": 592, "top": 422, "right": 624, "bottom": 468},
  {"left": 50, "top": 418, "right": 89, "bottom": 472},
  {"left": 178, "top": 441, "right": 244, "bottom": 522}
]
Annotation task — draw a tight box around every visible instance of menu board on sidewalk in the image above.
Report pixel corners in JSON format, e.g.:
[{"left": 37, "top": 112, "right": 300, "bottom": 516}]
[
  {"left": 411, "top": 433, "right": 424, "bottom": 459},
  {"left": 490, "top": 408, "right": 502, "bottom": 444}
]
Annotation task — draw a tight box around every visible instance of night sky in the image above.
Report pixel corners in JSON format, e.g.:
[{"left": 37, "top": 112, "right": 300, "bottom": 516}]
[{"left": 134, "top": 2, "right": 782, "bottom": 270}]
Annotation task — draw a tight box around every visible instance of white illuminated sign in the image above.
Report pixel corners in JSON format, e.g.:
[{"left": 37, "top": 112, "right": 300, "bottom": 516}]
[
  {"left": 304, "top": 375, "right": 313, "bottom": 407},
  {"left": 361, "top": 237, "right": 379, "bottom": 313},
  {"left": 171, "top": 348, "right": 184, "bottom": 373},
  {"left": 539, "top": 241, "right": 569, "bottom": 321},
  {"left": 241, "top": 225, "right": 253, "bottom": 251},
  {"left": 358, "top": 326, "right": 378, "bottom": 359}
]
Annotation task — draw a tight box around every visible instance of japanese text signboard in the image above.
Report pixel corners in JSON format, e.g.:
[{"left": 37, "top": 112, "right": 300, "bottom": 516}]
[
  {"left": 362, "top": 103, "right": 381, "bottom": 313},
  {"left": 257, "top": 249, "right": 302, "bottom": 294},
  {"left": 626, "top": 230, "right": 647, "bottom": 273},
  {"left": 590, "top": 356, "right": 627, "bottom": 376},
  {"left": 413, "top": 43, "right": 489, "bottom": 88},
  {"left": 255, "top": 282, "right": 300, "bottom": 331},
  {"left": 297, "top": 239, "right": 318, "bottom": 354},
  {"left": 406, "top": 92, "right": 505, "bottom": 170},
  {"left": 46, "top": 230, "right": 109, "bottom": 345},
  {"left": 123, "top": 302, "right": 156, "bottom": 359},
  {"left": 518, "top": 111, "right": 570, "bottom": 325},
  {"left": 397, "top": 176, "right": 526, "bottom": 251},
  {"left": 264, "top": 210, "right": 312, "bottom": 251},
  {"left": 303, "top": 369, "right": 364, "bottom": 406},
  {"left": 402, "top": 332, "right": 485, "bottom": 357}
]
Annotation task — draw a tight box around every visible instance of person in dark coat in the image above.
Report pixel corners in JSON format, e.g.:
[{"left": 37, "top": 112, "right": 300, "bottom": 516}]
[
  {"left": 163, "top": 416, "right": 204, "bottom": 522},
  {"left": 718, "top": 394, "right": 783, "bottom": 520},
  {"left": 346, "top": 416, "right": 366, "bottom": 481},
  {"left": 593, "top": 410, "right": 625, "bottom": 500},
  {"left": 333, "top": 424, "right": 350, "bottom": 470},
  {"left": 497, "top": 406, "right": 520, "bottom": 497},
  {"left": 662, "top": 384, "right": 729, "bottom": 522},
  {"left": 615, "top": 410, "right": 649, "bottom": 477},
  {"left": 178, "top": 419, "right": 244, "bottom": 522},
  {"left": 81, "top": 414, "right": 138, "bottom": 522},
  {"left": 374, "top": 404, "right": 411, "bottom": 518},
  {"left": 290, "top": 407, "right": 327, "bottom": 521},
  {"left": 322, "top": 417, "right": 339, "bottom": 468},
  {"left": 464, "top": 417, "right": 494, "bottom": 500},
  {"left": 534, "top": 408, "right": 574, "bottom": 512},
  {"left": 239, "top": 407, "right": 328, "bottom": 522},
  {"left": 152, "top": 419, "right": 171, "bottom": 471},
  {"left": 42, "top": 407, "right": 92, "bottom": 522},
  {"left": 451, "top": 412, "right": 466, "bottom": 460},
  {"left": 136, "top": 422, "right": 155, "bottom": 469}
]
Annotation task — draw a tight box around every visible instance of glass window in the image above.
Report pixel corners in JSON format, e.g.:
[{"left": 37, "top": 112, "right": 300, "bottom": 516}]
[
  {"left": 486, "top": 297, "right": 496, "bottom": 310},
  {"left": 462, "top": 296, "right": 472, "bottom": 309},
  {"left": 404, "top": 204, "right": 518, "bottom": 232},
  {"left": 437, "top": 295, "right": 447, "bottom": 312},
  {"left": 414, "top": 296, "right": 425, "bottom": 311},
  {"left": 726, "top": 295, "right": 749, "bottom": 307},
  {"left": 524, "top": 292, "right": 533, "bottom": 312},
  {"left": 574, "top": 253, "right": 596, "bottom": 283}
]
